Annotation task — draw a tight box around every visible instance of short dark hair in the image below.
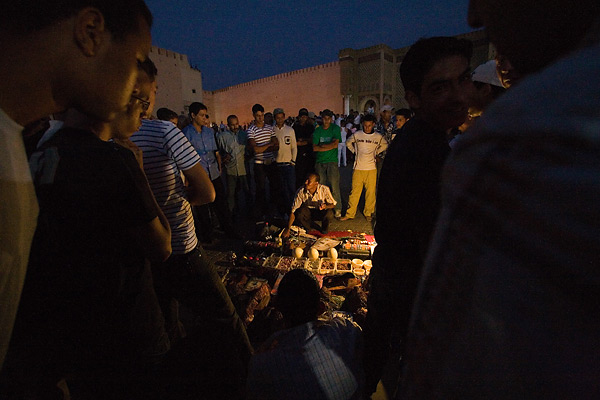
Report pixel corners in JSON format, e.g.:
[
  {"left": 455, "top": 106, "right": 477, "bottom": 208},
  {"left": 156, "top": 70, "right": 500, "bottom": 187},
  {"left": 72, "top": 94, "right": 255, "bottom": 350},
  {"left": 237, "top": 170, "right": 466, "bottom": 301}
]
[
  {"left": 226, "top": 114, "right": 238, "bottom": 125},
  {"left": 252, "top": 104, "right": 264, "bottom": 114},
  {"left": 400, "top": 36, "right": 473, "bottom": 95},
  {"left": 395, "top": 108, "right": 413, "bottom": 119},
  {"left": 276, "top": 269, "right": 321, "bottom": 326},
  {"left": 188, "top": 102, "right": 207, "bottom": 116},
  {"left": 157, "top": 107, "right": 177, "bottom": 121},
  {"left": 139, "top": 57, "right": 157, "bottom": 81},
  {"left": 2, "top": 0, "right": 153, "bottom": 41},
  {"left": 308, "top": 172, "right": 320, "bottom": 183},
  {"left": 361, "top": 114, "right": 376, "bottom": 123}
]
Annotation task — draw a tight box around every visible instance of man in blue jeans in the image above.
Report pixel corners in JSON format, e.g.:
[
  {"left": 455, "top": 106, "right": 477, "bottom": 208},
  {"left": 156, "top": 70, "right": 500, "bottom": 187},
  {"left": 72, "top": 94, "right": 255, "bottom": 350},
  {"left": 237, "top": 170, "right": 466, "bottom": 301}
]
[
  {"left": 312, "top": 109, "right": 342, "bottom": 218},
  {"left": 273, "top": 108, "right": 297, "bottom": 215}
]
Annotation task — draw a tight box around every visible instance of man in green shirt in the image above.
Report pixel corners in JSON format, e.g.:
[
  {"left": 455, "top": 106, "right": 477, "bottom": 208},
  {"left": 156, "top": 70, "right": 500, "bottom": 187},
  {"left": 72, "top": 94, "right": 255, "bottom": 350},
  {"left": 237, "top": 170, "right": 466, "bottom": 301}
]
[{"left": 313, "top": 109, "right": 342, "bottom": 217}]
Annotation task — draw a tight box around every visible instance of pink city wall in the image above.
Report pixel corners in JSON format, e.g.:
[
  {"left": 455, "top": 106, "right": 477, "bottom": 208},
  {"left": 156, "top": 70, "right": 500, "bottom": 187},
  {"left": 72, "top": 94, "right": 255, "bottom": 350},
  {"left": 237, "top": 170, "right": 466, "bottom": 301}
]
[{"left": 204, "top": 61, "right": 342, "bottom": 126}]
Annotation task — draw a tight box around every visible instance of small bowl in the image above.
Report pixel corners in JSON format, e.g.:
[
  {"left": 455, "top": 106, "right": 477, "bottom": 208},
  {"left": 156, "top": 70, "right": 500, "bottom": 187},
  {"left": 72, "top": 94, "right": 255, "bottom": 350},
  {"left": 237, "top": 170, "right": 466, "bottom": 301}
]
[
  {"left": 351, "top": 258, "right": 364, "bottom": 270},
  {"left": 363, "top": 260, "right": 372, "bottom": 272}
]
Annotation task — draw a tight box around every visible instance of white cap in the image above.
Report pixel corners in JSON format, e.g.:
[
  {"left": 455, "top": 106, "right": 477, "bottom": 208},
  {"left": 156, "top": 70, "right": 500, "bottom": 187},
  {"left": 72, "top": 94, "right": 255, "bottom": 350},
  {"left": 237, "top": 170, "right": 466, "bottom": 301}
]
[{"left": 471, "top": 60, "right": 503, "bottom": 87}]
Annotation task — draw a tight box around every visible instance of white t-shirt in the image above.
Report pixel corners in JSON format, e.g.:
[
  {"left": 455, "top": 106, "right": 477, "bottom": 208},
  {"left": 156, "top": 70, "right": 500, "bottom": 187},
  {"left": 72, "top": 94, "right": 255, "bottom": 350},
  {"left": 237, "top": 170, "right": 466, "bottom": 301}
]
[
  {"left": 346, "top": 130, "right": 388, "bottom": 170},
  {"left": 274, "top": 124, "right": 297, "bottom": 164},
  {"left": 0, "top": 107, "right": 39, "bottom": 368}
]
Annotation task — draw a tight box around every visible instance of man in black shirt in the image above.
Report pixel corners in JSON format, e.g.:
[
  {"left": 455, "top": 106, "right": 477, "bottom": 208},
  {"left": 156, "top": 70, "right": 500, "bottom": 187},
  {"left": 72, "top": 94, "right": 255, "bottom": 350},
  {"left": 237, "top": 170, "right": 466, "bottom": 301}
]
[
  {"left": 363, "top": 37, "right": 474, "bottom": 397},
  {"left": 292, "top": 108, "right": 315, "bottom": 188}
]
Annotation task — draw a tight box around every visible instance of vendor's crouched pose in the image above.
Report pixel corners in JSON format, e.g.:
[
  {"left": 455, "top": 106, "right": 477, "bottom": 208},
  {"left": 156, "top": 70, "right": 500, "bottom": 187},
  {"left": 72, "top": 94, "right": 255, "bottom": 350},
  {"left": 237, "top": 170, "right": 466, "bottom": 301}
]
[{"left": 282, "top": 172, "right": 336, "bottom": 236}]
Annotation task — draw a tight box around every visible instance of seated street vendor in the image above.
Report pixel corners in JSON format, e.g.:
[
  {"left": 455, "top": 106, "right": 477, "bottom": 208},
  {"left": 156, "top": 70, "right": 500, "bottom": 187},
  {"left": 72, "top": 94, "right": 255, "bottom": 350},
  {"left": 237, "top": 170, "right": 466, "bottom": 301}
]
[{"left": 282, "top": 172, "right": 336, "bottom": 236}]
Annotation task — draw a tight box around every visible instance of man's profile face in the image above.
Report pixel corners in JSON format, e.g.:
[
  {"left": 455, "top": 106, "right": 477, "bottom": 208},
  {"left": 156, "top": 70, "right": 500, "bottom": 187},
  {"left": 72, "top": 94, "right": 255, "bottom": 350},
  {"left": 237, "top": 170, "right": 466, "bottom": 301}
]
[
  {"left": 395, "top": 115, "right": 407, "bottom": 129},
  {"left": 322, "top": 115, "right": 332, "bottom": 128},
  {"left": 145, "top": 80, "right": 158, "bottom": 118},
  {"left": 112, "top": 73, "right": 153, "bottom": 139},
  {"left": 495, "top": 54, "right": 521, "bottom": 88},
  {"left": 408, "top": 55, "right": 472, "bottom": 132},
  {"left": 363, "top": 120, "right": 375, "bottom": 133},
  {"left": 228, "top": 117, "right": 240, "bottom": 133},
  {"left": 85, "top": 17, "right": 152, "bottom": 123}
]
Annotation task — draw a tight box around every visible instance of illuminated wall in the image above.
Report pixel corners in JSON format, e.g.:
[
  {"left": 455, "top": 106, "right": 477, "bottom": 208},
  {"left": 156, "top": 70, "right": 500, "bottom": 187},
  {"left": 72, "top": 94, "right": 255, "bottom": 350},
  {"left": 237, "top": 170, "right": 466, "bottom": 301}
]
[
  {"left": 150, "top": 30, "right": 490, "bottom": 122},
  {"left": 148, "top": 46, "right": 203, "bottom": 116},
  {"left": 203, "top": 62, "right": 342, "bottom": 126}
]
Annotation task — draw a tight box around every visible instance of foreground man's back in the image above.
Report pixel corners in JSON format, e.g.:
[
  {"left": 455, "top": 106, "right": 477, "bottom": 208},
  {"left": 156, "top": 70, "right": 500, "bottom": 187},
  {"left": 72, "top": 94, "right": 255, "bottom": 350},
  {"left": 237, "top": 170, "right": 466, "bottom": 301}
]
[{"left": 402, "top": 1, "right": 600, "bottom": 398}]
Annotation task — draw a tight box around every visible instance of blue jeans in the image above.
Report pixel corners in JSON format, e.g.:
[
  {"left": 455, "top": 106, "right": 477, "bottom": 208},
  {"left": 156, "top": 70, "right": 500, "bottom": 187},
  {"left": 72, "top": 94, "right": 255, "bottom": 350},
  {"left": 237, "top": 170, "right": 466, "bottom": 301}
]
[
  {"left": 315, "top": 162, "right": 342, "bottom": 212},
  {"left": 277, "top": 163, "right": 296, "bottom": 214}
]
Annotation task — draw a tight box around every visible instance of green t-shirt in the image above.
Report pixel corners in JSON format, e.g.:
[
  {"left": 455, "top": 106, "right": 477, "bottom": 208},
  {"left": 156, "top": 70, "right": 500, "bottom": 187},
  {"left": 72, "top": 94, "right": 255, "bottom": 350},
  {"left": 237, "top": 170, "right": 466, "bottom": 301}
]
[{"left": 312, "top": 123, "right": 341, "bottom": 164}]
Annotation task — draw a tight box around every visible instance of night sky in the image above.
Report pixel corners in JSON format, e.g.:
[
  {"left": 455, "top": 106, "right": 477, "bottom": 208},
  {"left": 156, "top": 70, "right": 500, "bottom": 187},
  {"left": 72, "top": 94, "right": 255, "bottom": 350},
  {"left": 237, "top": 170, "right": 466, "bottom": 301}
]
[{"left": 144, "top": 0, "right": 475, "bottom": 91}]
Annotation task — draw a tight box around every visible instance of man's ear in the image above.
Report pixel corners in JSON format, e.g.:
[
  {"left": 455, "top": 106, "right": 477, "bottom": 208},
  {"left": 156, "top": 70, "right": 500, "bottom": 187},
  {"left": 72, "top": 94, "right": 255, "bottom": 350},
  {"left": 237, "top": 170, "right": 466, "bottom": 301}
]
[
  {"left": 73, "top": 7, "right": 107, "bottom": 57},
  {"left": 405, "top": 90, "right": 421, "bottom": 110}
]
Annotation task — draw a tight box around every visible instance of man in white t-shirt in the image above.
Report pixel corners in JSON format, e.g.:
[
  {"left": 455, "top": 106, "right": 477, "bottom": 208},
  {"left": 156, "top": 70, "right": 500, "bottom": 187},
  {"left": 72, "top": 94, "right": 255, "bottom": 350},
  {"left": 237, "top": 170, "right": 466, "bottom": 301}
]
[
  {"left": 340, "top": 114, "right": 387, "bottom": 222},
  {"left": 273, "top": 108, "right": 297, "bottom": 215},
  {"left": 0, "top": 1, "right": 153, "bottom": 371}
]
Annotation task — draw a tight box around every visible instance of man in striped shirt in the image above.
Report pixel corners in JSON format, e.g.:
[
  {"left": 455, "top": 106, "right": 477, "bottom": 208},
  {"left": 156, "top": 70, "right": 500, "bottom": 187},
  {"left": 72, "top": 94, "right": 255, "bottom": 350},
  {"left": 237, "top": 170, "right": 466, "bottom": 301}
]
[
  {"left": 131, "top": 88, "right": 253, "bottom": 393},
  {"left": 247, "top": 103, "right": 280, "bottom": 219}
]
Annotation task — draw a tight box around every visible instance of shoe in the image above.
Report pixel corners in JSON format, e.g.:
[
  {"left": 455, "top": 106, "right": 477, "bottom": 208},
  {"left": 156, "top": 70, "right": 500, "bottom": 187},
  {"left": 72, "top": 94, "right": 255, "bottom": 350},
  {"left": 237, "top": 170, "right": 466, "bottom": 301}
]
[
  {"left": 339, "top": 216, "right": 353, "bottom": 221},
  {"left": 335, "top": 210, "right": 342, "bottom": 218},
  {"left": 365, "top": 216, "right": 372, "bottom": 222}
]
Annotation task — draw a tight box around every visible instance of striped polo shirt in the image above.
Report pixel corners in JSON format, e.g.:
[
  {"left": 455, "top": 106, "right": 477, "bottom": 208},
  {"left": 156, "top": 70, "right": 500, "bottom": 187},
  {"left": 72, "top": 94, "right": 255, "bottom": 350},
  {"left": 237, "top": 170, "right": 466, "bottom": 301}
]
[
  {"left": 247, "top": 123, "right": 276, "bottom": 163},
  {"left": 131, "top": 119, "right": 200, "bottom": 255}
]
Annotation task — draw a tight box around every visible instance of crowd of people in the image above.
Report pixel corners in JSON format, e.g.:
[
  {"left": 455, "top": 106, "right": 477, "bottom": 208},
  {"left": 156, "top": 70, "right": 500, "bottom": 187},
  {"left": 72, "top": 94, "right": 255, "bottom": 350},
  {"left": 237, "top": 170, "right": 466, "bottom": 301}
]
[
  {"left": 148, "top": 95, "right": 416, "bottom": 242},
  {"left": 1, "top": 0, "right": 599, "bottom": 398}
]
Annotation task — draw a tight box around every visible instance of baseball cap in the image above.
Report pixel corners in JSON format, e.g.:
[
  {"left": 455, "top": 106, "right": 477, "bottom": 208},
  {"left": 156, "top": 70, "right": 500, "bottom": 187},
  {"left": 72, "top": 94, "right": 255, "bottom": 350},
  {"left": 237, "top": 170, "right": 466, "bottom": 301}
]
[
  {"left": 273, "top": 108, "right": 285, "bottom": 116},
  {"left": 298, "top": 108, "right": 309, "bottom": 117},
  {"left": 381, "top": 105, "right": 393, "bottom": 112},
  {"left": 472, "top": 60, "right": 504, "bottom": 87}
]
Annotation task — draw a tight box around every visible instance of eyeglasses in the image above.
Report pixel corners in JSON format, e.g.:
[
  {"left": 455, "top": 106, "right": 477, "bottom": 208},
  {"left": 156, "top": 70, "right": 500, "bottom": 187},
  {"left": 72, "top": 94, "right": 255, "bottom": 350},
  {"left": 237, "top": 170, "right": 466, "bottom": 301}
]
[{"left": 131, "top": 95, "right": 150, "bottom": 112}]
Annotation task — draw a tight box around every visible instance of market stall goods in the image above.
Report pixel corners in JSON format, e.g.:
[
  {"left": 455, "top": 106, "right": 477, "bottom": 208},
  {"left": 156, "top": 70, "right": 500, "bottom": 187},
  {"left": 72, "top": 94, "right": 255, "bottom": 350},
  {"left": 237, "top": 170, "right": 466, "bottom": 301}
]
[
  {"left": 277, "top": 256, "right": 295, "bottom": 271},
  {"left": 306, "top": 258, "right": 321, "bottom": 272},
  {"left": 291, "top": 257, "right": 307, "bottom": 270},
  {"left": 336, "top": 259, "right": 352, "bottom": 272},
  {"left": 263, "top": 255, "right": 280, "bottom": 269},
  {"left": 320, "top": 258, "right": 336, "bottom": 274}
]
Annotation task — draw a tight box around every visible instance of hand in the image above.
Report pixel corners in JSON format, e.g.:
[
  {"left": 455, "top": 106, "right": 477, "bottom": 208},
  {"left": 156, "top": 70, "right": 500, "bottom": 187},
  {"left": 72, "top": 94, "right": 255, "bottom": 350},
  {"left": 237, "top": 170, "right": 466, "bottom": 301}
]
[{"left": 319, "top": 202, "right": 327, "bottom": 210}]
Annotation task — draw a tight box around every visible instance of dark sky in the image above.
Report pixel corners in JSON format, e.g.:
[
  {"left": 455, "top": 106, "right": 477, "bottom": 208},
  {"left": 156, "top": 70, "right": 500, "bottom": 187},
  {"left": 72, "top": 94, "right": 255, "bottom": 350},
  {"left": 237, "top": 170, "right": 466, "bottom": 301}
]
[{"left": 144, "top": 0, "right": 475, "bottom": 91}]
